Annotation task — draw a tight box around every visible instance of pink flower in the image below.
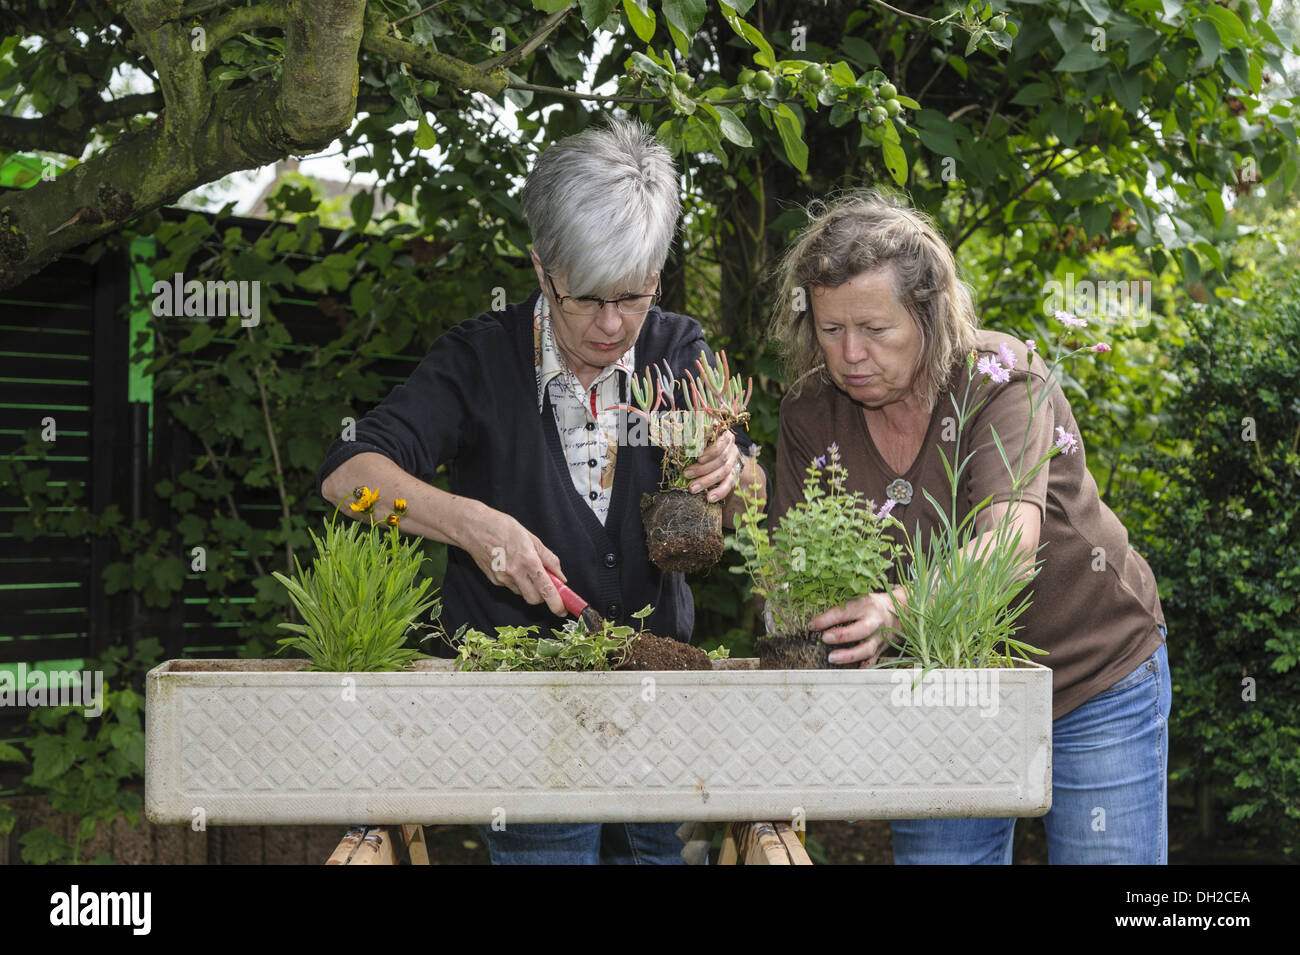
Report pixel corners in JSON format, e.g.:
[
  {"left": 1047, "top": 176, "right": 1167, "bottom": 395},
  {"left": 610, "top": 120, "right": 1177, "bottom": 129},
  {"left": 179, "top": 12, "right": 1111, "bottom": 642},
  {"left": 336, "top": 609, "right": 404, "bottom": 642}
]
[
  {"left": 1054, "top": 426, "right": 1079, "bottom": 455},
  {"left": 1025, "top": 339, "right": 1036, "bottom": 353},
  {"left": 1092, "top": 342, "right": 1111, "bottom": 353},
  {"left": 977, "top": 355, "right": 1010, "bottom": 384},
  {"left": 998, "top": 342, "right": 1017, "bottom": 369},
  {"left": 1055, "top": 309, "right": 1088, "bottom": 328},
  {"left": 875, "top": 499, "right": 895, "bottom": 520}
]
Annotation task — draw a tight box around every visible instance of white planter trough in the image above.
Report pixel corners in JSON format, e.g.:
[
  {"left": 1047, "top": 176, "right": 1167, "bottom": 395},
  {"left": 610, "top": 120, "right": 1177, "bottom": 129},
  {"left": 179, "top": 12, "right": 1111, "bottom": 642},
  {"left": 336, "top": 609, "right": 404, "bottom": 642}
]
[{"left": 145, "top": 658, "right": 1052, "bottom": 826}]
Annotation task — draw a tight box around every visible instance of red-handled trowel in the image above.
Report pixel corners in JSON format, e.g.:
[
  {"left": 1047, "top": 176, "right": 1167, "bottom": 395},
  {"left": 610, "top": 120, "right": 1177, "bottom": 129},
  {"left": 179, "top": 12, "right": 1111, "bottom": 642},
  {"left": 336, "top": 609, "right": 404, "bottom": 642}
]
[{"left": 545, "top": 569, "right": 605, "bottom": 630}]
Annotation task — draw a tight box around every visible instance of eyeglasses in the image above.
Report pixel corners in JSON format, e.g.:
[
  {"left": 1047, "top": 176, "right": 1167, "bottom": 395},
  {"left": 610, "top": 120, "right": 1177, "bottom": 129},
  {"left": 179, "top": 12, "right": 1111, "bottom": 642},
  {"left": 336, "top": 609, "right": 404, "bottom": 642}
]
[{"left": 545, "top": 272, "right": 661, "bottom": 318}]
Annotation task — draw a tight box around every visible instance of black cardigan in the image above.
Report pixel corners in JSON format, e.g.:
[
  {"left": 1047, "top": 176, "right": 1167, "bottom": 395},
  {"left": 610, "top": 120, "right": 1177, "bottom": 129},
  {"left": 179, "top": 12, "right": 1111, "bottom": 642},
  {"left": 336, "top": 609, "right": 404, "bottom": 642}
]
[{"left": 315, "top": 288, "right": 756, "bottom": 648}]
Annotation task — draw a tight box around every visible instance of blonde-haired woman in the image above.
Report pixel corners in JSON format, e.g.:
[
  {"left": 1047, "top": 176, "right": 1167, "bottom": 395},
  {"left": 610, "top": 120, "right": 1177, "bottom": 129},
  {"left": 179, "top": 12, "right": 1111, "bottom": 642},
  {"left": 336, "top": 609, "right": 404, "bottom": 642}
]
[{"left": 768, "top": 189, "right": 1170, "bottom": 864}]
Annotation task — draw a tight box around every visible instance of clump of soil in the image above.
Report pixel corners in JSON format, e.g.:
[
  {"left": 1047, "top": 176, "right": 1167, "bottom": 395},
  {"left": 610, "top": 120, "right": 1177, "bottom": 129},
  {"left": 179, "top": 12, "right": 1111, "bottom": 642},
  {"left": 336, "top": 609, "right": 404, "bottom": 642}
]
[
  {"left": 614, "top": 632, "right": 712, "bottom": 671},
  {"left": 641, "top": 490, "right": 723, "bottom": 573},
  {"left": 756, "top": 631, "right": 836, "bottom": 669}
]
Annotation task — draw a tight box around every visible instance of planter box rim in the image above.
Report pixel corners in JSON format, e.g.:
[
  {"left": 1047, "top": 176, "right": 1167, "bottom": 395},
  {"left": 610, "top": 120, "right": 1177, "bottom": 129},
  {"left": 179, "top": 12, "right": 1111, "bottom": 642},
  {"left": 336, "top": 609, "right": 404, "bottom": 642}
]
[{"left": 147, "top": 657, "right": 1051, "bottom": 676}]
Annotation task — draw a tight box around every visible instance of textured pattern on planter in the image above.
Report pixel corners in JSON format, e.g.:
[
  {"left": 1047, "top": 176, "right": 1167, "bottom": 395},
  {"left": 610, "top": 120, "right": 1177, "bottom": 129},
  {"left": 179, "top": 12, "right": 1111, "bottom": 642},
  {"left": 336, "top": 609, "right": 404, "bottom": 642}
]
[{"left": 146, "top": 661, "right": 1052, "bottom": 825}]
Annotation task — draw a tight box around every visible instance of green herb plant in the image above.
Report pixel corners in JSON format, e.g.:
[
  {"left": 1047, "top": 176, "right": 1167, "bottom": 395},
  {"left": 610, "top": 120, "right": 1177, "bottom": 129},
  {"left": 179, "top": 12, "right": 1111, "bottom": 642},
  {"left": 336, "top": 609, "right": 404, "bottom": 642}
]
[
  {"left": 728, "top": 444, "right": 900, "bottom": 635},
  {"left": 272, "top": 489, "right": 439, "bottom": 671},
  {"left": 622, "top": 349, "right": 753, "bottom": 490}
]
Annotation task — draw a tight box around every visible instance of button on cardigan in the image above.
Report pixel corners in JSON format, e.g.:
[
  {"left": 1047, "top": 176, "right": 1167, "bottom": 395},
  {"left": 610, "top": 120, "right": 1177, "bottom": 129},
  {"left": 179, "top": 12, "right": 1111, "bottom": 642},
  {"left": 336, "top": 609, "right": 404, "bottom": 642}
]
[{"left": 316, "top": 288, "right": 756, "bottom": 651}]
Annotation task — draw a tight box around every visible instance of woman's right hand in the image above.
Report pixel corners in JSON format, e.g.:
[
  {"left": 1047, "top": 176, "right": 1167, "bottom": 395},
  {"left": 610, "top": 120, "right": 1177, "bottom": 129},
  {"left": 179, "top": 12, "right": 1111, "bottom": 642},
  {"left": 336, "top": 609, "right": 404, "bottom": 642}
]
[{"left": 454, "top": 502, "right": 569, "bottom": 618}]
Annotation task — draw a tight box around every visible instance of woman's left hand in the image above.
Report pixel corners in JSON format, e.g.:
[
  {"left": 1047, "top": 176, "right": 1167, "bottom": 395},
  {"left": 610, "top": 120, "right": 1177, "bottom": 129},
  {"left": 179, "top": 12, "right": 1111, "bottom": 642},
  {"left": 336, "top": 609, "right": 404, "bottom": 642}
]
[
  {"left": 809, "top": 593, "right": 896, "bottom": 667},
  {"left": 683, "top": 429, "right": 741, "bottom": 503}
]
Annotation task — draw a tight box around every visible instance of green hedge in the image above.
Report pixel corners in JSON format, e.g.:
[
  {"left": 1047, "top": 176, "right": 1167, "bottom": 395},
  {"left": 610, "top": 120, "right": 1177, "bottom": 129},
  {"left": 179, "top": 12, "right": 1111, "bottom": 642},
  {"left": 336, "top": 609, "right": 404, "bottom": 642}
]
[{"left": 1128, "top": 295, "right": 1300, "bottom": 852}]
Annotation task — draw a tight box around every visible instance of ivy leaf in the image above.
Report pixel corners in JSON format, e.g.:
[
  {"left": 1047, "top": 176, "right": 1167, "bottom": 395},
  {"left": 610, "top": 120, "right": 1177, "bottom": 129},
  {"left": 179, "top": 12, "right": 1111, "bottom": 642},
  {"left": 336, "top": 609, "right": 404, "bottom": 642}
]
[
  {"left": 19, "top": 828, "right": 70, "bottom": 865},
  {"left": 530, "top": 0, "right": 570, "bottom": 12},
  {"left": 176, "top": 322, "right": 216, "bottom": 353},
  {"left": 177, "top": 513, "right": 205, "bottom": 544},
  {"left": 26, "top": 734, "right": 75, "bottom": 785}
]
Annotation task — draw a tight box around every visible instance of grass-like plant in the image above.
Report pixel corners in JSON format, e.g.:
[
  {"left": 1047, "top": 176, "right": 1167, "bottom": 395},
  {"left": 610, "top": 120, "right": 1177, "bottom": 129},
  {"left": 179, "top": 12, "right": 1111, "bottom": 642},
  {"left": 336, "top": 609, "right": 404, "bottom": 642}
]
[
  {"left": 272, "top": 490, "right": 439, "bottom": 671},
  {"left": 881, "top": 321, "right": 1111, "bottom": 670},
  {"left": 622, "top": 348, "right": 753, "bottom": 490},
  {"left": 728, "top": 445, "right": 900, "bottom": 635}
]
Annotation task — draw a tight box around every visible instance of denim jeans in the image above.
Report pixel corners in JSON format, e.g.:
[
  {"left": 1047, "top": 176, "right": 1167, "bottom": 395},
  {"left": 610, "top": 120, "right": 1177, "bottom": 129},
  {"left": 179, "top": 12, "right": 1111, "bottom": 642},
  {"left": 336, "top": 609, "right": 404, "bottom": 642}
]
[
  {"left": 474, "top": 822, "right": 689, "bottom": 865},
  {"left": 890, "top": 626, "right": 1171, "bottom": 864}
]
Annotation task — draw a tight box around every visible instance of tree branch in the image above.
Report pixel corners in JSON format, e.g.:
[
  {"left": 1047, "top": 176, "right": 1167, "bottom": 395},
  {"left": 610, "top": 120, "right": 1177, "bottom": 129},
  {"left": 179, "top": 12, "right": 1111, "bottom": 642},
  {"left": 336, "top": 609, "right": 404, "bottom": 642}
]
[
  {"left": 0, "top": 92, "right": 170, "bottom": 158},
  {"left": 508, "top": 81, "right": 752, "bottom": 107},
  {"left": 507, "top": 81, "right": 663, "bottom": 103},
  {"left": 204, "top": 0, "right": 287, "bottom": 52},
  {"left": 1, "top": 0, "right": 367, "bottom": 290},
  {"left": 0, "top": 116, "right": 87, "bottom": 156},
  {"left": 866, "top": 0, "right": 939, "bottom": 25},
  {"left": 953, "top": 148, "right": 1083, "bottom": 251},
  {"left": 477, "top": 2, "right": 574, "bottom": 72},
  {"left": 361, "top": 10, "right": 508, "bottom": 97}
]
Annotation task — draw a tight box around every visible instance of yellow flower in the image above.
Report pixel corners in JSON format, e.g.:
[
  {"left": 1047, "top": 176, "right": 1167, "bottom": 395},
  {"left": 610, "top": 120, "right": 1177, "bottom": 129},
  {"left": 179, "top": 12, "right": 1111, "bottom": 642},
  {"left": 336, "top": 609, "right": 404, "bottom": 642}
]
[
  {"left": 394, "top": 498, "right": 408, "bottom": 514},
  {"left": 385, "top": 513, "right": 400, "bottom": 526},
  {"left": 350, "top": 487, "right": 380, "bottom": 512}
]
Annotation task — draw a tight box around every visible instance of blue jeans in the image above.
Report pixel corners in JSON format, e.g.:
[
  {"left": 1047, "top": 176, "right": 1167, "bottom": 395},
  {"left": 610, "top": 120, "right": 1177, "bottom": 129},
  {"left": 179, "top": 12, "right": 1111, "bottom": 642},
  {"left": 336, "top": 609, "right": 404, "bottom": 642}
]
[
  {"left": 891, "top": 627, "right": 1171, "bottom": 864},
  {"left": 475, "top": 822, "right": 689, "bottom": 865}
]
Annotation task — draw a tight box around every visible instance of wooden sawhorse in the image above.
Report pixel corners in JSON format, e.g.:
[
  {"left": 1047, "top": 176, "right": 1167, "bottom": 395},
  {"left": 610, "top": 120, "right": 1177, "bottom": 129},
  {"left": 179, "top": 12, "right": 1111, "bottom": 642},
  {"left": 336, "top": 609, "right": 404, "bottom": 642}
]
[{"left": 326, "top": 821, "right": 812, "bottom": 865}]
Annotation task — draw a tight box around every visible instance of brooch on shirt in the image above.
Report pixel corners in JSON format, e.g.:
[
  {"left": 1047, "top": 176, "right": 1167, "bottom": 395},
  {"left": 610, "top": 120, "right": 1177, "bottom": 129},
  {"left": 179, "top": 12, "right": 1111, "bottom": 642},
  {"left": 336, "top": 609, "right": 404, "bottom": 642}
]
[{"left": 885, "top": 477, "right": 914, "bottom": 505}]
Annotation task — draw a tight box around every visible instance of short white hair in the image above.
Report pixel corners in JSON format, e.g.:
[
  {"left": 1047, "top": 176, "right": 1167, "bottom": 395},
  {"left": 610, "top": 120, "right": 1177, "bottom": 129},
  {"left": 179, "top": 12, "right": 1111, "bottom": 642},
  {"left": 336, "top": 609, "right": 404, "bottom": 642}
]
[{"left": 521, "top": 116, "right": 681, "bottom": 297}]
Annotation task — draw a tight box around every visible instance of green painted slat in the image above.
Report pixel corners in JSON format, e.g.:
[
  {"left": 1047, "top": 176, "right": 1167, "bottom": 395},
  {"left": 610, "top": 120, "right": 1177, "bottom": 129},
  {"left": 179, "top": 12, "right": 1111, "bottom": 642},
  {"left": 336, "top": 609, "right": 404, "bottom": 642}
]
[{"left": 0, "top": 299, "right": 91, "bottom": 310}]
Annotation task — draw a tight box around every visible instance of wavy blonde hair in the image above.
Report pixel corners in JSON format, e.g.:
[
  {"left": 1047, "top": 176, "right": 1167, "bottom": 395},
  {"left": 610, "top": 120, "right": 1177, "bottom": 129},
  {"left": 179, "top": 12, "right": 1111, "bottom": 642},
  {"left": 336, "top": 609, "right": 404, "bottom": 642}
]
[{"left": 768, "top": 188, "right": 980, "bottom": 413}]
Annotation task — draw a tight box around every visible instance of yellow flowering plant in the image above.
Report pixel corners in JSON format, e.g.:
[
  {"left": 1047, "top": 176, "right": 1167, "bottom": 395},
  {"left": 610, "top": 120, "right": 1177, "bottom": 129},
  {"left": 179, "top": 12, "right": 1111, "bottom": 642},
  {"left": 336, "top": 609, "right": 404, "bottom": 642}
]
[{"left": 272, "top": 487, "right": 439, "bottom": 671}]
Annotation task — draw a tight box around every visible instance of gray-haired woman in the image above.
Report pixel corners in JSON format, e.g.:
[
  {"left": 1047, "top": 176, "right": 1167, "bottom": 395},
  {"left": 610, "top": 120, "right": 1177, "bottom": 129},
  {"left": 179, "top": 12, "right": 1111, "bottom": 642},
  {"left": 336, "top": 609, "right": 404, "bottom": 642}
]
[
  {"left": 316, "top": 117, "right": 766, "bottom": 865},
  {"left": 768, "top": 189, "right": 1170, "bottom": 864}
]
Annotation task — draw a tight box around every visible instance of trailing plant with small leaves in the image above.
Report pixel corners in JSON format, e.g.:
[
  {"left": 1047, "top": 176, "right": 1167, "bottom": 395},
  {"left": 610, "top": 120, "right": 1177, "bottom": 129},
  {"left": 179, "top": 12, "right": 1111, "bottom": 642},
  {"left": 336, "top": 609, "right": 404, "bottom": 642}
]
[
  {"left": 273, "top": 489, "right": 439, "bottom": 671},
  {"left": 448, "top": 606, "right": 655, "bottom": 672},
  {"left": 728, "top": 445, "right": 900, "bottom": 635}
]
